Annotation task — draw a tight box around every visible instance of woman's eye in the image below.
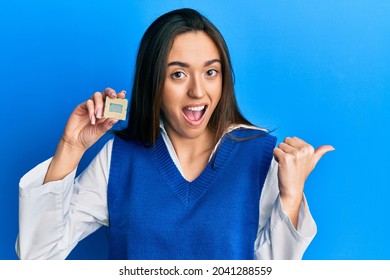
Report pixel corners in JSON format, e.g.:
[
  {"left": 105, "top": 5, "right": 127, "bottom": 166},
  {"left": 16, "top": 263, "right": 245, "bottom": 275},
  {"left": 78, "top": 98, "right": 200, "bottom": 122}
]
[
  {"left": 171, "top": 71, "right": 186, "bottom": 79},
  {"left": 206, "top": 69, "right": 218, "bottom": 77}
]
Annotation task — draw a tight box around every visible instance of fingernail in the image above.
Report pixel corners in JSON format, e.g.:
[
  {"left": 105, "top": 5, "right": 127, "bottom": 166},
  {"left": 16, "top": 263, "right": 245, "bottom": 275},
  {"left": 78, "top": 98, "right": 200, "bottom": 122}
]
[
  {"left": 90, "top": 114, "right": 96, "bottom": 125},
  {"left": 96, "top": 109, "right": 102, "bottom": 119},
  {"left": 121, "top": 90, "right": 126, "bottom": 94}
]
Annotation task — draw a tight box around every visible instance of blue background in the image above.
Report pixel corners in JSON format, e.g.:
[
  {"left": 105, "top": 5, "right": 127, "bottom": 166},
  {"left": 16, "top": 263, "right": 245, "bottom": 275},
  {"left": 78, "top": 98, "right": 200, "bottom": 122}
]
[{"left": 1, "top": 0, "right": 389, "bottom": 259}]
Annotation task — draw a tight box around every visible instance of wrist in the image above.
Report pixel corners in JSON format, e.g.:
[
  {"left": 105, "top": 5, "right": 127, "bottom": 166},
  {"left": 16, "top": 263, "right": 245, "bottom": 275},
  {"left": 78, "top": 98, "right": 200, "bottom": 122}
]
[
  {"left": 279, "top": 191, "right": 303, "bottom": 213},
  {"left": 59, "top": 137, "right": 87, "bottom": 156},
  {"left": 279, "top": 191, "right": 303, "bottom": 230},
  {"left": 280, "top": 191, "right": 303, "bottom": 205}
]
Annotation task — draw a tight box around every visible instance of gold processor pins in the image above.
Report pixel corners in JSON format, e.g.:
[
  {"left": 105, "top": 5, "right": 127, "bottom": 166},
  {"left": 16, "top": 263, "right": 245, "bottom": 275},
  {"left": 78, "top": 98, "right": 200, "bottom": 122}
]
[{"left": 103, "top": 96, "right": 128, "bottom": 120}]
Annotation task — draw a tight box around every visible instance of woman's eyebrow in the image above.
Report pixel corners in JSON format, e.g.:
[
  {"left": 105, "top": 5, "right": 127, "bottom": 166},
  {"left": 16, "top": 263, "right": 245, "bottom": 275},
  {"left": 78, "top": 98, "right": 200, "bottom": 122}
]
[
  {"left": 167, "top": 61, "right": 190, "bottom": 68},
  {"left": 167, "top": 59, "right": 221, "bottom": 68},
  {"left": 204, "top": 59, "right": 221, "bottom": 67}
]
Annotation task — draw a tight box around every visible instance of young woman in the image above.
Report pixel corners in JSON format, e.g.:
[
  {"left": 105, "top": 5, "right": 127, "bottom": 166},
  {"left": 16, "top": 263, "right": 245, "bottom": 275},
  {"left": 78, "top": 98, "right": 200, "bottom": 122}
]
[{"left": 16, "top": 8, "right": 333, "bottom": 260}]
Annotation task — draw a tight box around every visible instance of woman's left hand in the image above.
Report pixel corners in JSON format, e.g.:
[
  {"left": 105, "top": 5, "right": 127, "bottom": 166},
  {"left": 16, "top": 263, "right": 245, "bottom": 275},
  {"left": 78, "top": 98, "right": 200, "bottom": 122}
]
[{"left": 273, "top": 137, "right": 334, "bottom": 228}]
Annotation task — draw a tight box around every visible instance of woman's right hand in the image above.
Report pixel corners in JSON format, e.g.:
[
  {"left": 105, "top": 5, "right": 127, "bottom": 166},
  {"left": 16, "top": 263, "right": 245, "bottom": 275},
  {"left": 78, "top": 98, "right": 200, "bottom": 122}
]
[
  {"left": 62, "top": 87, "right": 127, "bottom": 151},
  {"left": 43, "top": 88, "right": 126, "bottom": 184}
]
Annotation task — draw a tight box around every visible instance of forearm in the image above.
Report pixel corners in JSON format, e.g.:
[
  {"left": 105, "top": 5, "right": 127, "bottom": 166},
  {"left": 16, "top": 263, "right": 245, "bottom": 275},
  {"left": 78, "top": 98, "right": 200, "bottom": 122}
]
[
  {"left": 255, "top": 195, "right": 317, "bottom": 260},
  {"left": 279, "top": 192, "right": 303, "bottom": 229},
  {"left": 44, "top": 138, "right": 86, "bottom": 184}
]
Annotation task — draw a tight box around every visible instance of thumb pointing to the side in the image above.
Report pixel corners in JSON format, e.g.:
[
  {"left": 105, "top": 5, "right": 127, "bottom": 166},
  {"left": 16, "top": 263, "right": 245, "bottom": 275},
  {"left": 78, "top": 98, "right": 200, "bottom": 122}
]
[{"left": 313, "top": 145, "right": 335, "bottom": 167}]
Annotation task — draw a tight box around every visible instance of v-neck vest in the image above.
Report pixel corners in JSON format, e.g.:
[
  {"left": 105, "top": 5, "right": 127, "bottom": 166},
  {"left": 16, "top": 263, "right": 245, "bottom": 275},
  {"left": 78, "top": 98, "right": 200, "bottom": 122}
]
[{"left": 107, "top": 129, "right": 276, "bottom": 259}]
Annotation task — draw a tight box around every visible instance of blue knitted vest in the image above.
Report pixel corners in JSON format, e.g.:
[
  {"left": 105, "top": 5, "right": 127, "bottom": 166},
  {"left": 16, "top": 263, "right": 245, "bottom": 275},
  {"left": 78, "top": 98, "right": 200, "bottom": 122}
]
[{"left": 107, "top": 129, "right": 276, "bottom": 259}]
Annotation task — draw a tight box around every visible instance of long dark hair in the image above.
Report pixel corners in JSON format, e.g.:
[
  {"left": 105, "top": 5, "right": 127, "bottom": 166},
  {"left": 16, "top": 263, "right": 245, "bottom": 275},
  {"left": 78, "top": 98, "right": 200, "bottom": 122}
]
[{"left": 117, "top": 8, "right": 252, "bottom": 145}]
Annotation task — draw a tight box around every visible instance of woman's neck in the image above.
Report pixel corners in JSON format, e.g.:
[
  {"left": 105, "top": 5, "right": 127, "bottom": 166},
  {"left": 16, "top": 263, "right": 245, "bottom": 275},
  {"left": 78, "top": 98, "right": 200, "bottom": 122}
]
[{"left": 166, "top": 127, "right": 216, "bottom": 182}]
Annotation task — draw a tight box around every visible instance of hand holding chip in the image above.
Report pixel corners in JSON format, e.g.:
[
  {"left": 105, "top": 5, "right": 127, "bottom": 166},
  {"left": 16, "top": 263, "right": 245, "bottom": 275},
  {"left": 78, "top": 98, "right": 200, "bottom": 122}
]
[
  {"left": 62, "top": 87, "right": 127, "bottom": 151},
  {"left": 44, "top": 87, "right": 127, "bottom": 183}
]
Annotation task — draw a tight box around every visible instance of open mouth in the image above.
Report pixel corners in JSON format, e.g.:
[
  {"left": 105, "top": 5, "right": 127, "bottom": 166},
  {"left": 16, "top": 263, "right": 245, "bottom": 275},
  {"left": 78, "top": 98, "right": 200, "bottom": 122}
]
[{"left": 182, "top": 105, "right": 208, "bottom": 124}]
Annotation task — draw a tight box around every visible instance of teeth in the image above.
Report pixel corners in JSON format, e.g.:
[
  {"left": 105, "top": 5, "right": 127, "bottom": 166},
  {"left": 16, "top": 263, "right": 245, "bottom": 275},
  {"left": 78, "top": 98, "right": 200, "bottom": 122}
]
[{"left": 186, "top": 105, "right": 205, "bottom": 111}]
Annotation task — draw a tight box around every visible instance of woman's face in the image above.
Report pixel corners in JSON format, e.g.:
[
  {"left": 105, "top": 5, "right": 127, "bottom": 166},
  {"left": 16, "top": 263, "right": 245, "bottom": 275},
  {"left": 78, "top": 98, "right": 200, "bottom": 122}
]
[{"left": 161, "top": 31, "right": 222, "bottom": 141}]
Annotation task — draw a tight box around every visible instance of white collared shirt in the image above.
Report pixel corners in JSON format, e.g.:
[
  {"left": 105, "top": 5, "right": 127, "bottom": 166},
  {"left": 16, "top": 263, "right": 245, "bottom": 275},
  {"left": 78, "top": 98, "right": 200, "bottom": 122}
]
[{"left": 16, "top": 124, "right": 317, "bottom": 260}]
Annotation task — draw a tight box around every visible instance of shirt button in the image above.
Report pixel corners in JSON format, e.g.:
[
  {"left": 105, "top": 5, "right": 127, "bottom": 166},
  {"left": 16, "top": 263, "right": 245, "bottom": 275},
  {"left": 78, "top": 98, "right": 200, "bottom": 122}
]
[{"left": 53, "top": 185, "right": 62, "bottom": 193}]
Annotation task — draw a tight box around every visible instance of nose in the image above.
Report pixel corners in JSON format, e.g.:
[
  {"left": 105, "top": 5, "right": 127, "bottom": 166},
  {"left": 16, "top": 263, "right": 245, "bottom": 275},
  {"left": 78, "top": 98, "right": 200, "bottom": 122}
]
[{"left": 187, "top": 75, "right": 205, "bottom": 99}]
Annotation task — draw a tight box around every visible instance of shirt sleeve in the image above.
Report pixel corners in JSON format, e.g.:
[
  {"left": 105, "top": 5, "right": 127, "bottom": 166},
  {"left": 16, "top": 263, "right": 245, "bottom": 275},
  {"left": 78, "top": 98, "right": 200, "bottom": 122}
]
[
  {"left": 16, "top": 139, "right": 113, "bottom": 260},
  {"left": 254, "top": 158, "right": 317, "bottom": 259}
]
